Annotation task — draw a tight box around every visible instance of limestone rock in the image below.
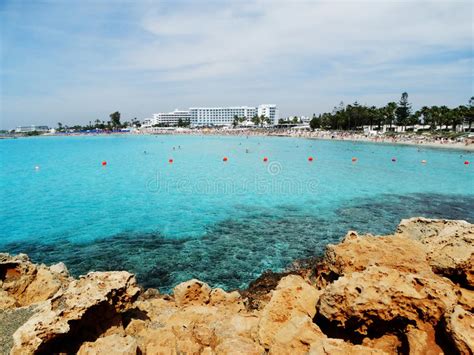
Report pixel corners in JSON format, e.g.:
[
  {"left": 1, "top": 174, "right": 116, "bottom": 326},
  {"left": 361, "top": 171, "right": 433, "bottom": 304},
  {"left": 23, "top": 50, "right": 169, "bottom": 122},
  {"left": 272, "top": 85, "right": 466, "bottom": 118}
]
[
  {"left": 318, "top": 266, "right": 457, "bottom": 334},
  {"left": 268, "top": 316, "right": 325, "bottom": 354},
  {"left": 396, "top": 217, "right": 474, "bottom": 286},
  {"left": 11, "top": 271, "right": 140, "bottom": 354},
  {"left": 173, "top": 279, "right": 211, "bottom": 306},
  {"left": 445, "top": 305, "right": 474, "bottom": 354},
  {"left": 0, "top": 253, "right": 70, "bottom": 309},
  {"left": 0, "top": 289, "right": 18, "bottom": 309},
  {"left": 133, "top": 327, "right": 177, "bottom": 355},
  {"left": 361, "top": 334, "right": 401, "bottom": 353},
  {"left": 239, "top": 270, "right": 296, "bottom": 310},
  {"left": 49, "top": 262, "right": 68, "bottom": 275},
  {"left": 5, "top": 218, "right": 474, "bottom": 355},
  {"left": 258, "top": 275, "right": 323, "bottom": 351},
  {"left": 214, "top": 336, "right": 264, "bottom": 355},
  {"left": 77, "top": 334, "right": 138, "bottom": 355},
  {"left": 324, "top": 231, "right": 431, "bottom": 276},
  {"left": 405, "top": 324, "right": 443, "bottom": 355},
  {"left": 209, "top": 288, "right": 244, "bottom": 311},
  {"left": 457, "top": 287, "right": 474, "bottom": 312},
  {"left": 309, "top": 338, "right": 388, "bottom": 354}
]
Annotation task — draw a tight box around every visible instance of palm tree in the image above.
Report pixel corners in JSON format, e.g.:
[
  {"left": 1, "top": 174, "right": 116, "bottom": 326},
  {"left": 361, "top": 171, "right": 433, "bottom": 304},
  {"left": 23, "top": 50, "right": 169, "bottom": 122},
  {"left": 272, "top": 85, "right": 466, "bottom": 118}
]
[
  {"left": 420, "top": 106, "right": 434, "bottom": 130},
  {"left": 384, "top": 102, "right": 397, "bottom": 129},
  {"left": 449, "top": 107, "right": 464, "bottom": 132}
]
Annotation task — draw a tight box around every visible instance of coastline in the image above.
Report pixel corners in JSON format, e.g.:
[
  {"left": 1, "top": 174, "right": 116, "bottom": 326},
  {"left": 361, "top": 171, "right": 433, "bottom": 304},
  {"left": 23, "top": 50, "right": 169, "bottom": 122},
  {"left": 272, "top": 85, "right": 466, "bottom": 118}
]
[
  {"left": 2, "top": 217, "right": 473, "bottom": 354},
  {"left": 8, "top": 129, "right": 473, "bottom": 152},
  {"left": 306, "top": 135, "right": 474, "bottom": 152}
]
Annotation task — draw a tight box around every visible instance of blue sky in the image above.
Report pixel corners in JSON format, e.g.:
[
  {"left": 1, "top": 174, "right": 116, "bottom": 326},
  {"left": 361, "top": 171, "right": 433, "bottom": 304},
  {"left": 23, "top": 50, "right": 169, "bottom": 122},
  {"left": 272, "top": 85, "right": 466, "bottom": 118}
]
[{"left": 0, "top": 0, "right": 472, "bottom": 129}]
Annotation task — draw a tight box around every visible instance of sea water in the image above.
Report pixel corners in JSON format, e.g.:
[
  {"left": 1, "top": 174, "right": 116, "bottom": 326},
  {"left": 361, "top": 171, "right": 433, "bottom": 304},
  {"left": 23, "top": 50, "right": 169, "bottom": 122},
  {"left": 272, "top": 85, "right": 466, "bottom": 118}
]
[{"left": 1, "top": 135, "right": 473, "bottom": 291}]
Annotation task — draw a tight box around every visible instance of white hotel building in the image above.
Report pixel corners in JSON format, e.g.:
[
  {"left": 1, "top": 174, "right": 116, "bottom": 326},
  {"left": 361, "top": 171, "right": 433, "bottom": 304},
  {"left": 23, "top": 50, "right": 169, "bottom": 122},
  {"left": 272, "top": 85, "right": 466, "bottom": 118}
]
[
  {"left": 149, "top": 104, "right": 279, "bottom": 127},
  {"left": 152, "top": 110, "right": 191, "bottom": 126}
]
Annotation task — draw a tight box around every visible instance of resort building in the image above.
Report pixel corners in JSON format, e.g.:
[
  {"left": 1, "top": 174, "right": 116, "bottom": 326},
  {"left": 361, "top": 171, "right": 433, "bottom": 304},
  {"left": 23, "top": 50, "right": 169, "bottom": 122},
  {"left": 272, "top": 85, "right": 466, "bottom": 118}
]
[
  {"left": 149, "top": 105, "right": 279, "bottom": 127},
  {"left": 189, "top": 106, "right": 258, "bottom": 127},
  {"left": 257, "top": 105, "right": 279, "bottom": 124},
  {"left": 15, "top": 125, "right": 50, "bottom": 133},
  {"left": 152, "top": 110, "right": 191, "bottom": 126}
]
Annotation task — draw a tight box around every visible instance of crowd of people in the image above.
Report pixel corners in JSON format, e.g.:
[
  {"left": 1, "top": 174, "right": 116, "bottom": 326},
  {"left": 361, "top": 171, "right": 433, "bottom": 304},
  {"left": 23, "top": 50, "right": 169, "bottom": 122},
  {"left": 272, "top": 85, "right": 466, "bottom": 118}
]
[{"left": 141, "top": 127, "right": 474, "bottom": 150}]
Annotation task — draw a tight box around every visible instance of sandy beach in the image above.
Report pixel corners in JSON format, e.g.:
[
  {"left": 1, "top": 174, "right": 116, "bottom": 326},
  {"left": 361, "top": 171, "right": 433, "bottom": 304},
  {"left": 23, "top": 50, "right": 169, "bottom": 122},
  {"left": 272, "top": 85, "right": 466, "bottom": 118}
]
[{"left": 140, "top": 128, "right": 474, "bottom": 152}]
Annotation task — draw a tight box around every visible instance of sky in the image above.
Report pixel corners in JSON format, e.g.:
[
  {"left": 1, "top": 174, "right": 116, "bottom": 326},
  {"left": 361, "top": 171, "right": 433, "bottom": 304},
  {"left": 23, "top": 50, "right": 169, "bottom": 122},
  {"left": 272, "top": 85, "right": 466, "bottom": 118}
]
[{"left": 0, "top": 0, "right": 472, "bottom": 129}]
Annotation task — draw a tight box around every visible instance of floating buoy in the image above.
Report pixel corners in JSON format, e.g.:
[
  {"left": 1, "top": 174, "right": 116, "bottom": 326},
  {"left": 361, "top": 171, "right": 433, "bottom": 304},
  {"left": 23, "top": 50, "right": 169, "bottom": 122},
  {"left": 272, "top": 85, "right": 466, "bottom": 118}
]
[
  {"left": 421, "top": 160, "right": 427, "bottom": 164},
  {"left": 223, "top": 157, "right": 228, "bottom": 162},
  {"left": 168, "top": 159, "right": 173, "bottom": 164},
  {"left": 464, "top": 161, "right": 470, "bottom": 165},
  {"left": 101, "top": 161, "right": 107, "bottom": 166},
  {"left": 352, "top": 157, "right": 357, "bottom": 162},
  {"left": 263, "top": 157, "right": 268, "bottom": 162},
  {"left": 34, "top": 165, "right": 40, "bottom": 170},
  {"left": 308, "top": 157, "right": 313, "bottom": 162},
  {"left": 391, "top": 158, "right": 397, "bottom": 162}
]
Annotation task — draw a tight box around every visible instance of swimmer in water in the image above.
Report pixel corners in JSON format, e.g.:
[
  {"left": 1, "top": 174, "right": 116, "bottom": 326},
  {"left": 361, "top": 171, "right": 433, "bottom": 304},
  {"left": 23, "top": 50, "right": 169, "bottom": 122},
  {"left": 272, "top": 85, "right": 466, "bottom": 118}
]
[{"left": 246, "top": 149, "right": 249, "bottom": 153}]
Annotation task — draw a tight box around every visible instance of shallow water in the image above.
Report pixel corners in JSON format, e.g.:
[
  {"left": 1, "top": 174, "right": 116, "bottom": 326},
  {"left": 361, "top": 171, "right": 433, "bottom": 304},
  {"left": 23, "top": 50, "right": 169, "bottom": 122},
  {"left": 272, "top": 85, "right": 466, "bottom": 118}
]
[{"left": 1, "top": 135, "right": 473, "bottom": 291}]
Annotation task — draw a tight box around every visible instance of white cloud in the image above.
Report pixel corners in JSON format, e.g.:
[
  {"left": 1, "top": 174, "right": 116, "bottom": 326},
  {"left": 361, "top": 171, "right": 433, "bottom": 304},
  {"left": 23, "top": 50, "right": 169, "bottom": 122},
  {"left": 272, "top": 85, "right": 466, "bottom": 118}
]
[
  {"left": 1, "top": 0, "right": 472, "bottom": 128},
  {"left": 124, "top": 0, "right": 472, "bottom": 80}
]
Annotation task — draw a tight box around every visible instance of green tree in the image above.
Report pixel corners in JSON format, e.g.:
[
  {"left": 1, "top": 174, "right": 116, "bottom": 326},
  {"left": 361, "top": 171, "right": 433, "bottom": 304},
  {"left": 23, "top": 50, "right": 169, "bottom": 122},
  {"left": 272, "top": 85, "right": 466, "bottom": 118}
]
[
  {"left": 439, "top": 106, "right": 450, "bottom": 130},
  {"left": 109, "top": 111, "right": 121, "bottom": 128},
  {"left": 449, "top": 107, "right": 464, "bottom": 132},
  {"left": 465, "top": 97, "right": 474, "bottom": 132},
  {"left": 395, "top": 92, "right": 412, "bottom": 129},
  {"left": 232, "top": 115, "right": 239, "bottom": 128},
  {"left": 131, "top": 118, "right": 141, "bottom": 127},
  {"left": 419, "top": 106, "right": 434, "bottom": 129},
  {"left": 251, "top": 115, "right": 260, "bottom": 126},
  {"left": 57, "top": 122, "right": 63, "bottom": 131},
  {"left": 309, "top": 114, "right": 320, "bottom": 130},
  {"left": 383, "top": 102, "right": 397, "bottom": 129}
]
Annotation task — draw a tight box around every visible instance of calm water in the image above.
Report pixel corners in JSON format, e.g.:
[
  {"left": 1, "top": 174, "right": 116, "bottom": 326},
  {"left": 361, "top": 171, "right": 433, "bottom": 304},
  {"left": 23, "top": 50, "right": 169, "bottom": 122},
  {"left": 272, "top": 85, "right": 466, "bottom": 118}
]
[{"left": 1, "top": 135, "right": 473, "bottom": 291}]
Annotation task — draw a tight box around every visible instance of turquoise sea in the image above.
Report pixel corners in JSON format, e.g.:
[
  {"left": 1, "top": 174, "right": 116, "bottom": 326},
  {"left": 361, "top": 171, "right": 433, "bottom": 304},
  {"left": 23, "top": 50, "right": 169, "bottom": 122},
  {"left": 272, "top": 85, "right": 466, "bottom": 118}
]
[{"left": 1, "top": 135, "right": 473, "bottom": 291}]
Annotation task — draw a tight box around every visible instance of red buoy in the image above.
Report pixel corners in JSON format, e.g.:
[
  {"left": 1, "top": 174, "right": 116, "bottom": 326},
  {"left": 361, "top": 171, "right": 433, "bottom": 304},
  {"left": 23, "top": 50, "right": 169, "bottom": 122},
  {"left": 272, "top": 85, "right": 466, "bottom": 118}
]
[
  {"left": 465, "top": 161, "right": 470, "bottom": 165},
  {"left": 223, "top": 157, "right": 228, "bottom": 162},
  {"left": 392, "top": 158, "right": 397, "bottom": 162},
  {"left": 352, "top": 157, "right": 357, "bottom": 162},
  {"left": 101, "top": 161, "right": 107, "bottom": 166},
  {"left": 308, "top": 157, "right": 313, "bottom": 162},
  {"left": 169, "top": 159, "right": 173, "bottom": 164},
  {"left": 263, "top": 157, "right": 268, "bottom": 162}
]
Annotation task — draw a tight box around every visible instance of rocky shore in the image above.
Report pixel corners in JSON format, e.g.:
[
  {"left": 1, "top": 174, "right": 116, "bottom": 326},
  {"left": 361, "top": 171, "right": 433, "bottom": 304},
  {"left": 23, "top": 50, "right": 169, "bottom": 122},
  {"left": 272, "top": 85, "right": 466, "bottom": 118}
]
[{"left": 1, "top": 217, "right": 473, "bottom": 354}]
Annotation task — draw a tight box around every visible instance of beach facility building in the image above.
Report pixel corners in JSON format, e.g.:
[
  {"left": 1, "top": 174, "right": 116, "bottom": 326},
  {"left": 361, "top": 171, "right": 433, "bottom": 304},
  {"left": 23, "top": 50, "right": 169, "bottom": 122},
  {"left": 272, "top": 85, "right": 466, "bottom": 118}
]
[
  {"left": 149, "top": 105, "right": 279, "bottom": 127},
  {"left": 15, "top": 125, "right": 50, "bottom": 133}
]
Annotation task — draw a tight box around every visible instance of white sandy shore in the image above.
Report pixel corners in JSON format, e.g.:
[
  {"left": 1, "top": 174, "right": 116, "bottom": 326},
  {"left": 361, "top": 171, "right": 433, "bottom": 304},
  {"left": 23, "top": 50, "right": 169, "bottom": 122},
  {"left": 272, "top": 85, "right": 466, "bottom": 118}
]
[{"left": 143, "top": 128, "right": 474, "bottom": 152}]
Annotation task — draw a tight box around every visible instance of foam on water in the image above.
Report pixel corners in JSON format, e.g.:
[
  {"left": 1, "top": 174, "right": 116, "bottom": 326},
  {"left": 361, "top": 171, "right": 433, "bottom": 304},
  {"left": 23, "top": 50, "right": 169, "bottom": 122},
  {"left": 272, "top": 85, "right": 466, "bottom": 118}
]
[{"left": 1, "top": 135, "right": 473, "bottom": 291}]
